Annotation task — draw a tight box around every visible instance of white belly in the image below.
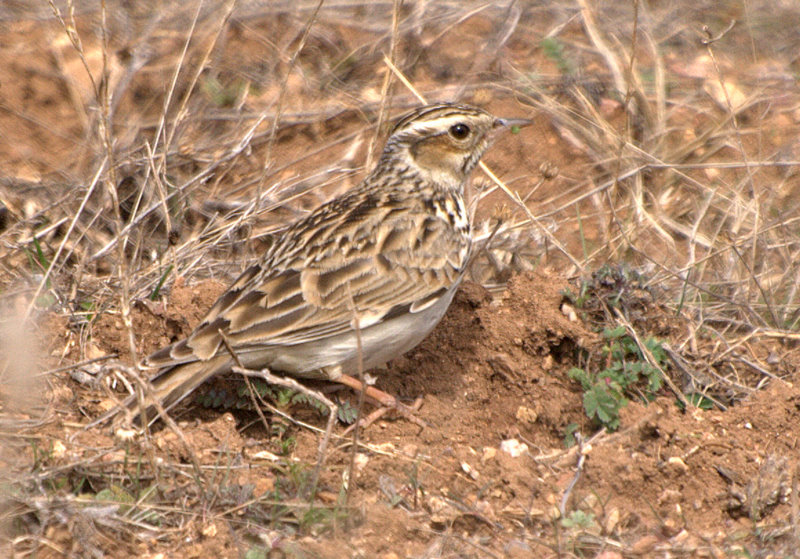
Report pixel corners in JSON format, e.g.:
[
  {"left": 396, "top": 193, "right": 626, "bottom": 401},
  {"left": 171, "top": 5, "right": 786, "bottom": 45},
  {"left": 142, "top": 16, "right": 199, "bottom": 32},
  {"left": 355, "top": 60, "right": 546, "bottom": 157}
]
[{"left": 239, "top": 284, "right": 459, "bottom": 379}]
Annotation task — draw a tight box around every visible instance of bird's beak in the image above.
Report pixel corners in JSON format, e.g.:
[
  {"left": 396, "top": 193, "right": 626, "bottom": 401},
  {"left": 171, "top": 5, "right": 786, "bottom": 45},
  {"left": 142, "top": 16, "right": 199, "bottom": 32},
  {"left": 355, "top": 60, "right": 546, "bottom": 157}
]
[{"left": 494, "top": 117, "right": 533, "bottom": 129}]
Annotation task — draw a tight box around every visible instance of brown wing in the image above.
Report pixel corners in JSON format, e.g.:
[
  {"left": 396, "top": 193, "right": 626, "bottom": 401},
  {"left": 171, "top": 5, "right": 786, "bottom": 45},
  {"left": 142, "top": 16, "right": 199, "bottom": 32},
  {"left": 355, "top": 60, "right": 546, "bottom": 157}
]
[{"left": 144, "top": 191, "right": 469, "bottom": 368}]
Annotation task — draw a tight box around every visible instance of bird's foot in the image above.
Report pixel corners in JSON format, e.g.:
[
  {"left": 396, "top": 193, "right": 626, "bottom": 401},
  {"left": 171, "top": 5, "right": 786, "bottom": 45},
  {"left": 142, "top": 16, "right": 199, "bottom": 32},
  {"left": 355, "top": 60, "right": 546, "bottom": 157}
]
[{"left": 336, "top": 373, "right": 427, "bottom": 433}]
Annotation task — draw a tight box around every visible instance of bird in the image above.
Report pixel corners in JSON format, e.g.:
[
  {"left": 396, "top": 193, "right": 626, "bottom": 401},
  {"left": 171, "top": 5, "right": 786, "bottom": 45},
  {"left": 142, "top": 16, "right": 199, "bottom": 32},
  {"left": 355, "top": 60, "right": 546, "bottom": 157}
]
[{"left": 115, "top": 102, "right": 528, "bottom": 425}]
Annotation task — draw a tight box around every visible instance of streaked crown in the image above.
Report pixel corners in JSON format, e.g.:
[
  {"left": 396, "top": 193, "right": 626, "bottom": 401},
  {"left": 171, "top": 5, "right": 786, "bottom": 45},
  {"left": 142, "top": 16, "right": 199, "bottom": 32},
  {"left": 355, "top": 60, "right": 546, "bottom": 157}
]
[{"left": 389, "top": 103, "right": 495, "bottom": 136}]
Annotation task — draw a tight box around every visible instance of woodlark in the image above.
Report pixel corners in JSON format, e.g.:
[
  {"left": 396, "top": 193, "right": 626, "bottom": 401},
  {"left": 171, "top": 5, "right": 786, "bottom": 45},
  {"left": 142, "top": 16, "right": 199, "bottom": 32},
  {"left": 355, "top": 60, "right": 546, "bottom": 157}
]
[{"left": 120, "top": 102, "right": 527, "bottom": 424}]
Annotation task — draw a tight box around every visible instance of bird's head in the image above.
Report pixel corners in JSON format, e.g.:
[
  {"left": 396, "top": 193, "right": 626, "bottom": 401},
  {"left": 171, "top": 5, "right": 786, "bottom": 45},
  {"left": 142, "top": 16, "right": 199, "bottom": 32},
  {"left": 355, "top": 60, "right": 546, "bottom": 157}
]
[{"left": 380, "top": 103, "right": 529, "bottom": 188}]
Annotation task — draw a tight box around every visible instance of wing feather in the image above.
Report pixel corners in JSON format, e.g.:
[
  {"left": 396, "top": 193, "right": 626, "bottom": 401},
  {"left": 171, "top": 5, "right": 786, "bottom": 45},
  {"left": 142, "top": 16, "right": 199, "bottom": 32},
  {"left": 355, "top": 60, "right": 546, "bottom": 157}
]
[{"left": 145, "top": 191, "right": 470, "bottom": 366}]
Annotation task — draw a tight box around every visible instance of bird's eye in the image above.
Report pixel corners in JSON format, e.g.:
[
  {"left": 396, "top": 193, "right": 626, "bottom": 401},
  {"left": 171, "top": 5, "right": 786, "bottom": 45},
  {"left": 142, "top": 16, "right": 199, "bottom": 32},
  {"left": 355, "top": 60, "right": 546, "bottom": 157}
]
[{"left": 449, "top": 123, "right": 471, "bottom": 140}]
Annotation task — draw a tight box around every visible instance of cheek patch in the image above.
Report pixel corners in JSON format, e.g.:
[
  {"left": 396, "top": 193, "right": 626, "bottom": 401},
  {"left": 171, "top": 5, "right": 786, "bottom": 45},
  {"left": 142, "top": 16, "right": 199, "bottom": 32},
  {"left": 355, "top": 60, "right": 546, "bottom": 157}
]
[{"left": 411, "top": 135, "right": 465, "bottom": 174}]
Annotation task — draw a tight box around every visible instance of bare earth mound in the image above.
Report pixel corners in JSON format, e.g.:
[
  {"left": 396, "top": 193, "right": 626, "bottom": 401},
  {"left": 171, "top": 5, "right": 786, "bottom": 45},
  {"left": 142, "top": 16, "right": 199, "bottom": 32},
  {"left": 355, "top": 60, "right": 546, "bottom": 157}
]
[{"left": 6, "top": 270, "right": 793, "bottom": 557}]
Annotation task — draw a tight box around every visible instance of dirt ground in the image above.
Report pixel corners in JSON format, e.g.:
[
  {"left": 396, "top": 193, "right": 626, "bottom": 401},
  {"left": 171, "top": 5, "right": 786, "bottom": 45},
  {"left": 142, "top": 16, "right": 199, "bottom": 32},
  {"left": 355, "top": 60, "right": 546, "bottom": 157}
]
[{"left": 2, "top": 1, "right": 800, "bottom": 558}]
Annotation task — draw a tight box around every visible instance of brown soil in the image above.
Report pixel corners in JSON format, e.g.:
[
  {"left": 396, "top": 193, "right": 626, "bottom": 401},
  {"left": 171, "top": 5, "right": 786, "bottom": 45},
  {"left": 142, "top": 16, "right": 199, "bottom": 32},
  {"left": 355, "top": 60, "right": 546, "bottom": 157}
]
[
  {"left": 11, "top": 269, "right": 799, "bottom": 558},
  {"left": 2, "top": 2, "right": 800, "bottom": 558}
]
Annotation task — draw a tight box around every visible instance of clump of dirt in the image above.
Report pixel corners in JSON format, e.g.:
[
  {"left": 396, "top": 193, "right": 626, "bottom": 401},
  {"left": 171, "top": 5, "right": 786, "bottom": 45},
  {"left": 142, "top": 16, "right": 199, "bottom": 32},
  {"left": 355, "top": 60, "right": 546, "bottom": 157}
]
[
  {"left": 374, "top": 270, "right": 595, "bottom": 449},
  {"left": 91, "top": 277, "right": 228, "bottom": 363}
]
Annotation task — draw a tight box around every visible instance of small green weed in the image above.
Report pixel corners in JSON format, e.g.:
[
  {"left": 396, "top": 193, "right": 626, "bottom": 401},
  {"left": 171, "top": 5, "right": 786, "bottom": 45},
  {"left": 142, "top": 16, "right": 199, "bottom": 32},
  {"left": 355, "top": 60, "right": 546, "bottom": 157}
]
[
  {"left": 560, "top": 509, "right": 598, "bottom": 531},
  {"left": 561, "top": 281, "right": 590, "bottom": 310},
  {"left": 243, "top": 546, "right": 269, "bottom": 559},
  {"left": 24, "top": 238, "right": 57, "bottom": 307},
  {"left": 568, "top": 326, "right": 668, "bottom": 431},
  {"left": 78, "top": 300, "right": 96, "bottom": 321},
  {"left": 541, "top": 37, "right": 575, "bottom": 75},
  {"left": 198, "top": 378, "right": 358, "bottom": 424},
  {"left": 93, "top": 483, "right": 162, "bottom": 525},
  {"left": 30, "top": 439, "right": 55, "bottom": 472},
  {"left": 562, "top": 265, "right": 679, "bottom": 431},
  {"left": 27, "top": 237, "right": 49, "bottom": 272},
  {"left": 680, "top": 392, "right": 714, "bottom": 411},
  {"left": 563, "top": 422, "right": 580, "bottom": 448},
  {"left": 149, "top": 264, "right": 173, "bottom": 300},
  {"left": 201, "top": 76, "right": 246, "bottom": 107},
  {"left": 562, "top": 265, "right": 653, "bottom": 316},
  {"left": 276, "top": 435, "right": 296, "bottom": 456}
]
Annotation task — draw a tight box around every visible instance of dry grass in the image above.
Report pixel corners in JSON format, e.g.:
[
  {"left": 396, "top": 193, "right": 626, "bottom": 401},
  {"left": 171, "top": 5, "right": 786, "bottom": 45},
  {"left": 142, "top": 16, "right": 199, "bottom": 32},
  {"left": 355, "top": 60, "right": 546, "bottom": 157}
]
[{"left": 1, "top": 0, "right": 799, "bottom": 556}]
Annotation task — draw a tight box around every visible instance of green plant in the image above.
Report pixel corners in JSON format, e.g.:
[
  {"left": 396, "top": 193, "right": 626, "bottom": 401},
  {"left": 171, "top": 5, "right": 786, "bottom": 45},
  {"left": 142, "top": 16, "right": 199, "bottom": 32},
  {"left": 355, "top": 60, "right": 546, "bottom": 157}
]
[
  {"left": 24, "top": 238, "right": 57, "bottom": 307},
  {"left": 568, "top": 326, "right": 668, "bottom": 430},
  {"left": 680, "top": 392, "right": 714, "bottom": 411},
  {"left": 149, "top": 264, "right": 173, "bottom": 300},
  {"left": 78, "top": 300, "right": 96, "bottom": 322},
  {"left": 335, "top": 400, "right": 358, "bottom": 424},
  {"left": 561, "top": 281, "right": 590, "bottom": 310},
  {"left": 243, "top": 546, "right": 269, "bottom": 559},
  {"left": 30, "top": 440, "right": 55, "bottom": 471},
  {"left": 563, "top": 422, "right": 580, "bottom": 448},
  {"left": 563, "top": 264, "right": 652, "bottom": 312},
  {"left": 541, "top": 37, "right": 575, "bottom": 75},
  {"left": 201, "top": 75, "right": 245, "bottom": 107},
  {"left": 198, "top": 378, "right": 357, "bottom": 424},
  {"left": 93, "top": 483, "right": 161, "bottom": 525},
  {"left": 560, "top": 509, "right": 598, "bottom": 532},
  {"left": 277, "top": 435, "right": 296, "bottom": 456}
]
